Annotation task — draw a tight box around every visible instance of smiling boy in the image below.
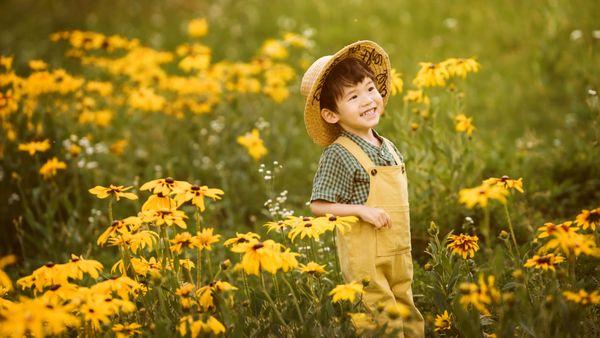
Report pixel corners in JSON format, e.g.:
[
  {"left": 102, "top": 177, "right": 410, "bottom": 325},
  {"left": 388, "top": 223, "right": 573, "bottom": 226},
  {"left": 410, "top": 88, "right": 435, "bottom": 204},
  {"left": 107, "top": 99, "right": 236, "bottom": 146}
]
[{"left": 300, "top": 41, "right": 424, "bottom": 337}]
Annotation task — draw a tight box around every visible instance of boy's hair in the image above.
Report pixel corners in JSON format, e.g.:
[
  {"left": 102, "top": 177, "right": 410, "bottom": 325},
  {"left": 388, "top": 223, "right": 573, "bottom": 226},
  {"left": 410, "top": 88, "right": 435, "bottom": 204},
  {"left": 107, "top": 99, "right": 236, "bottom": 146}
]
[{"left": 320, "top": 58, "right": 377, "bottom": 113}]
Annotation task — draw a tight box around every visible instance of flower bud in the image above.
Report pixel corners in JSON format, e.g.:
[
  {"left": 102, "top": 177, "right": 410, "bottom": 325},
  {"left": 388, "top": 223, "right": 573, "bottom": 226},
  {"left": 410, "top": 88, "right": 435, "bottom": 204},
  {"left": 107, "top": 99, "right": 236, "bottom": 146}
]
[
  {"left": 361, "top": 277, "right": 371, "bottom": 288},
  {"left": 511, "top": 269, "right": 524, "bottom": 281},
  {"left": 424, "top": 262, "right": 433, "bottom": 271},
  {"left": 499, "top": 230, "right": 509, "bottom": 240},
  {"left": 427, "top": 221, "right": 439, "bottom": 237},
  {"left": 220, "top": 259, "right": 231, "bottom": 270}
]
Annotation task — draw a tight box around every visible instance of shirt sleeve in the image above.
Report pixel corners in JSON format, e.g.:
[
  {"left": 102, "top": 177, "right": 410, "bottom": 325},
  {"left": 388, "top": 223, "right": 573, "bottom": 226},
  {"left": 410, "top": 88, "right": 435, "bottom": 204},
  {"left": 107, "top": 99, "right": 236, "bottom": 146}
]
[{"left": 310, "top": 145, "right": 354, "bottom": 204}]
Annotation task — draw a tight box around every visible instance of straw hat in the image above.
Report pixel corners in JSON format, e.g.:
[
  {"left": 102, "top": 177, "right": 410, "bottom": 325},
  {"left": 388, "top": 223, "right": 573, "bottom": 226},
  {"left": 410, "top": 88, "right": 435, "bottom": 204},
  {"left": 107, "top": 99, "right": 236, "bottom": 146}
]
[{"left": 300, "top": 40, "right": 392, "bottom": 147}]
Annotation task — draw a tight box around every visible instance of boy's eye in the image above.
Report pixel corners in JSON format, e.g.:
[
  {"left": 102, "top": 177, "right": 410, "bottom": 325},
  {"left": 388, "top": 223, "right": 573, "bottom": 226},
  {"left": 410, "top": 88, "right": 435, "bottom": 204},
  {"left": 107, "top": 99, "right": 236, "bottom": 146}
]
[
  {"left": 369, "top": 86, "right": 375, "bottom": 91},
  {"left": 349, "top": 95, "right": 357, "bottom": 101}
]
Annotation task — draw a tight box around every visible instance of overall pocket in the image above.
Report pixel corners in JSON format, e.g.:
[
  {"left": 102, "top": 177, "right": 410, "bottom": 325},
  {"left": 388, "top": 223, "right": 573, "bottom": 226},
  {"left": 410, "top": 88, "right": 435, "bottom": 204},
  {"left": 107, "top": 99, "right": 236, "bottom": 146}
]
[{"left": 376, "top": 204, "right": 411, "bottom": 257}]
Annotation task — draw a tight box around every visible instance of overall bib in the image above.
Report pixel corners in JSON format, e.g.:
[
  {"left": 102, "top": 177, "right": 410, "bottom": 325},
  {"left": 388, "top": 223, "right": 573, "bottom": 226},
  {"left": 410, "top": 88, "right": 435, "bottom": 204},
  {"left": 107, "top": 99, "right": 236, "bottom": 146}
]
[{"left": 334, "top": 135, "right": 425, "bottom": 338}]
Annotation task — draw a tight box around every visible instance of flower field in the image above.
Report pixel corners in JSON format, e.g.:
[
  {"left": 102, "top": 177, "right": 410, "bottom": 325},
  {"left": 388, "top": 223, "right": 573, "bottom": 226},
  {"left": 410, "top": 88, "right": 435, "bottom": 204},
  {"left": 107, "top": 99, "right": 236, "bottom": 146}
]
[{"left": 0, "top": 1, "right": 599, "bottom": 337}]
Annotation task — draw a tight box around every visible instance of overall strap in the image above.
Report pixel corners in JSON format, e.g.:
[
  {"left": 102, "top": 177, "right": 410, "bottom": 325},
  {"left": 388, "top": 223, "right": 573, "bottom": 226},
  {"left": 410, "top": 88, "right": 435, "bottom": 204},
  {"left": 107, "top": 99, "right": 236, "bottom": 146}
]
[
  {"left": 334, "top": 136, "right": 375, "bottom": 173},
  {"left": 381, "top": 137, "right": 403, "bottom": 165}
]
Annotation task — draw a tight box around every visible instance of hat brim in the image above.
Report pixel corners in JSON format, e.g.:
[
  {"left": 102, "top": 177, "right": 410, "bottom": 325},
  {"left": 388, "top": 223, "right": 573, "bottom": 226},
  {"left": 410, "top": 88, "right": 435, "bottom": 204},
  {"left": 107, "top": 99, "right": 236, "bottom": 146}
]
[{"left": 304, "top": 40, "right": 392, "bottom": 147}]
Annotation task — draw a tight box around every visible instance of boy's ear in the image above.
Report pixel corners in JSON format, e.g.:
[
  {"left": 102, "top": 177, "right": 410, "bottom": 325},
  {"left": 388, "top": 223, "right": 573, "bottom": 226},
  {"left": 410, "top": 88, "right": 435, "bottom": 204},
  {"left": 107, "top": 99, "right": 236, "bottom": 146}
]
[{"left": 320, "top": 108, "right": 339, "bottom": 124}]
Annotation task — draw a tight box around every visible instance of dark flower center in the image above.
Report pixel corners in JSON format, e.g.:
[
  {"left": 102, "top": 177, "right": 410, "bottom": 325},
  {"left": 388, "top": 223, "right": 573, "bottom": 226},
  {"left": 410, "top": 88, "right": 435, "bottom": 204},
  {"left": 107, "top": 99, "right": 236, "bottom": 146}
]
[
  {"left": 45, "top": 262, "right": 55, "bottom": 268},
  {"left": 165, "top": 177, "right": 174, "bottom": 184},
  {"left": 329, "top": 216, "right": 337, "bottom": 221},
  {"left": 252, "top": 243, "right": 264, "bottom": 250},
  {"left": 191, "top": 185, "right": 200, "bottom": 191}
]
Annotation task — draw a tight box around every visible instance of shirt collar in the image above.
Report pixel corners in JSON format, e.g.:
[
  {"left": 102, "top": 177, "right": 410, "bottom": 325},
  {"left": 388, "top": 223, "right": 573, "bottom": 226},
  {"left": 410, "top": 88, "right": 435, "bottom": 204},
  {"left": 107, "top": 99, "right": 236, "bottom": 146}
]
[{"left": 339, "top": 128, "right": 384, "bottom": 151}]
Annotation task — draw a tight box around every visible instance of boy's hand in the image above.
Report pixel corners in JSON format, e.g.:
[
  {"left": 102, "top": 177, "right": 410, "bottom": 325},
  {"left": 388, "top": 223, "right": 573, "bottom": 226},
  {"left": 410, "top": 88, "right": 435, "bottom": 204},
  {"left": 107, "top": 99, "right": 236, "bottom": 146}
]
[{"left": 358, "top": 206, "right": 391, "bottom": 229}]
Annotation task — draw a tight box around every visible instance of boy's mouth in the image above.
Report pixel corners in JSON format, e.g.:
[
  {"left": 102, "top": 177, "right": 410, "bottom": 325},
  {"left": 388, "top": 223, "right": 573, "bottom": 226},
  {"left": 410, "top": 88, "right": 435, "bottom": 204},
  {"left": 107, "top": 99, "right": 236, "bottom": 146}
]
[{"left": 360, "top": 107, "right": 377, "bottom": 118}]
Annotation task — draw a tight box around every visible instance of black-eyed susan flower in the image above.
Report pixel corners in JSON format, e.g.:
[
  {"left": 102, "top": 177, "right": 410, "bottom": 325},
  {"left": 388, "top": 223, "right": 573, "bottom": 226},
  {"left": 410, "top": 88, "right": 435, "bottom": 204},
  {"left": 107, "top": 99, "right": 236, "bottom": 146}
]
[
  {"left": 575, "top": 207, "right": 600, "bottom": 231},
  {"left": 237, "top": 128, "right": 267, "bottom": 161},
  {"left": 112, "top": 323, "right": 143, "bottom": 338},
  {"left": 173, "top": 184, "right": 224, "bottom": 212},
  {"left": 347, "top": 312, "right": 377, "bottom": 333},
  {"left": 39, "top": 157, "right": 66, "bottom": 179},
  {"left": 195, "top": 228, "right": 221, "bottom": 251},
  {"left": 459, "top": 274, "right": 501, "bottom": 316},
  {"left": 108, "top": 230, "right": 159, "bottom": 254},
  {"left": 140, "top": 177, "right": 189, "bottom": 196},
  {"left": 329, "top": 281, "right": 364, "bottom": 303},
  {"left": 0, "top": 296, "right": 79, "bottom": 337},
  {"left": 89, "top": 184, "right": 138, "bottom": 201},
  {"left": 139, "top": 208, "right": 188, "bottom": 229},
  {"left": 563, "top": 289, "right": 600, "bottom": 305},
  {"left": 67, "top": 254, "right": 103, "bottom": 280},
  {"left": 263, "top": 220, "right": 289, "bottom": 233},
  {"left": 223, "top": 232, "right": 261, "bottom": 251},
  {"left": 287, "top": 216, "right": 325, "bottom": 242},
  {"left": 454, "top": 114, "right": 475, "bottom": 136},
  {"left": 97, "top": 217, "right": 143, "bottom": 246},
  {"left": 178, "top": 315, "right": 226, "bottom": 337},
  {"left": 459, "top": 181, "right": 508, "bottom": 208},
  {"left": 441, "top": 57, "right": 480, "bottom": 79},
  {"left": 141, "top": 192, "right": 177, "bottom": 211},
  {"left": 536, "top": 221, "right": 577, "bottom": 239},
  {"left": 523, "top": 253, "right": 565, "bottom": 271},
  {"left": 170, "top": 232, "right": 200, "bottom": 254},
  {"left": 483, "top": 176, "right": 524, "bottom": 193},
  {"left": 413, "top": 62, "right": 450, "bottom": 88},
  {"left": 130, "top": 257, "right": 162, "bottom": 278},
  {"left": 447, "top": 233, "right": 480, "bottom": 259},
  {"left": 319, "top": 214, "right": 358, "bottom": 234},
  {"left": 231, "top": 239, "right": 282, "bottom": 276},
  {"left": 18, "top": 139, "right": 50, "bottom": 156},
  {"left": 434, "top": 310, "right": 452, "bottom": 332},
  {"left": 299, "top": 261, "right": 327, "bottom": 276}
]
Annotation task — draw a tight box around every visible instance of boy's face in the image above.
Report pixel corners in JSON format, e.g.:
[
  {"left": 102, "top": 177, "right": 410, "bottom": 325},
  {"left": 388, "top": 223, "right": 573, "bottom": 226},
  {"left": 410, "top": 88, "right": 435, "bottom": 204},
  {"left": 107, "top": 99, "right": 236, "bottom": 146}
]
[{"left": 321, "top": 76, "right": 383, "bottom": 136}]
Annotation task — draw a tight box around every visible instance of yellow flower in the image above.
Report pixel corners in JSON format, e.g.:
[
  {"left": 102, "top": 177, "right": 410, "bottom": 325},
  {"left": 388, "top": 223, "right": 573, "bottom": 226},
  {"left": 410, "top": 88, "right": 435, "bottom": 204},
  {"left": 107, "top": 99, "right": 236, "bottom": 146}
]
[
  {"left": 329, "top": 281, "right": 364, "bottom": 303},
  {"left": 97, "top": 217, "right": 142, "bottom": 246},
  {"left": 108, "top": 230, "right": 159, "bottom": 254},
  {"left": 231, "top": 239, "right": 282, "bottom": 276},
  {"left": 447, "top": 233, "right": 480, "bottom": 259},
  {"left": 139, "top": 208, "right": 188, "bottom": 229},
  {"left": 459, "top": 274, "right": 501, "bottom": 316},
  {"left": 0, "top": 255, "right": 17, "bottom": 292},
  {"left": 403, "top": 89, "right": 430, "bottom": 105},
  {"left": 260, "top": 39, "right": 288, "bottom": 59},
  {"left": 140, "top": 177, "right": 189, "bottom": 195},
  {"left": 141, "top": 192, "right": 178, "bottom": 211},
  {"left": 454, "top": 114, "right": 475, "bottom": 136},
  {"left": 540, "top": 230, "right": 600, "bottom": 258},
  {"left": 28, "top": 59, "right": 48, "bottom": 71},
  {"left": 299, "top": 261, "right": 327, "bottom": 275},
  {"left": 563, "top": 289, "right": 600, "bottom": 305},
  {"left": 390, "top": 68, "right": 403, "bottom": 96},
  {"left": 536, "top": 221, "right": 577, "bottom": 239},
  {"left": 110, "top": 139, "right": 128, "bottom": 155},
  {"left": 196, "top": 280, "right": 237, "bottom": 311},
  {"left": 0, "top": 55, "right": 13, "bottom": 70},
  {"left": 459, "top": 181, "right": 509, "bottom": 208},
  {"left": 130, "top": 256, "right": 162, "bottom": 277},
  {"left": 67, "top": 254, "right": 103, "bottom": 280},
  {"left": 483, "top": 176, "right": 524, "bottom": 193},
  {"left": 413, "top": 62, "right": 450, "bottom": 88},
  {"left": 223, "top": 232, "right": 261, "bottom": 251},
  {"left": 287, "top": 216, "right": 325, "bottom": 241},
  {"left": 195, "top": 228, "right": 221, "bottom": 251},
  {"left": 128, "top": 87, "right": 165, "bottom": 112},
  {"left": 319, "top": 214, "right": 358, "bottom": 235},
  {"left": 282, "top": 32, "right": 309, "bottom": 48},
  {"left": 434, "top": 310, "right": 452, "bottom": 332},
  {"left": 263, "top": 220, "right": 289, "bottom": 233},
  {"left": 173, "top": 184, "right": 224, "bottom": 212},
  {"left": 170, "top": 232, "right": 200, "bottom": 254},
  {"left": 441, "top": 57, "right": 480, "bottom": 79},
  {"left": 0, "top": 296, "right": 80, "bottom": 337},
  {"left": 523, "top": 253, "right": 565, "bottom": 271},
  {"left": 384, "top": 303, "right": 410, "bottom": 320},
  {"left": 89, "top": 185, "right": 138, "bottom": 201},
  {"left": 39, "top": 157, "right": 67, "bottom": 179},
  {"left": 575, "top": 207, "right": 600, "bottom": 231},
  {"left": 237, "top": 128, "right": 267, "bottom": 161},
  {"left": 112, "top": 322, "right": 143, "bottom": 338},
  {"left": 188, "top": 18, "right": 208, "bottom": 38},
  {"left": 18, "top": 139, "right": 51, "bottom": 156},
  {"left": 279, "top": 248, "right": 300, "bottom": 272}
]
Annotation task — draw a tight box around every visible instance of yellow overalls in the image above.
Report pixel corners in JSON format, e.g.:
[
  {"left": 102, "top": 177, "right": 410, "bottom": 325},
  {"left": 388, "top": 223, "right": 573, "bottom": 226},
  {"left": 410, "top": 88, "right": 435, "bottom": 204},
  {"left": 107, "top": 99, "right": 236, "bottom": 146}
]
[{"left": 334, "top": 135, "right": 425, "bottom": 338}]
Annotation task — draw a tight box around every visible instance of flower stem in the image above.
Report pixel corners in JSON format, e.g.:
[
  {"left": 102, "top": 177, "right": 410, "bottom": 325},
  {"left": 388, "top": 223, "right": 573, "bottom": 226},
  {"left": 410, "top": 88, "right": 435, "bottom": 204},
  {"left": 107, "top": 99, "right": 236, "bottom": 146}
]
[
  {"left": 503, "top": 203, "right": 520, "bottom": 259},
  {"left": 260, "top": 272, "right": 290, "bottom": 331}
]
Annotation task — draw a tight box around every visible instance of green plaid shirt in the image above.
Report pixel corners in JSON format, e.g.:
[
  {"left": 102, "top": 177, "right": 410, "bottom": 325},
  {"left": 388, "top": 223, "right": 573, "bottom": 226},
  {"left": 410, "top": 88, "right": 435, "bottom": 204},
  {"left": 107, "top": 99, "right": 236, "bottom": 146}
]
[{"left": 310, "top": 129, "right": 404, "bottom": 205}]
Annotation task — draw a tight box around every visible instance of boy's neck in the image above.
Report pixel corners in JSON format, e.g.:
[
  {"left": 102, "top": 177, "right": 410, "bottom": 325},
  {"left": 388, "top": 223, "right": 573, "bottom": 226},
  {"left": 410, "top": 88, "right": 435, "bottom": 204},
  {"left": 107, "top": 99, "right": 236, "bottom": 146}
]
[{"left": 342, "top": 127, "right": 381, "bottom": 147}]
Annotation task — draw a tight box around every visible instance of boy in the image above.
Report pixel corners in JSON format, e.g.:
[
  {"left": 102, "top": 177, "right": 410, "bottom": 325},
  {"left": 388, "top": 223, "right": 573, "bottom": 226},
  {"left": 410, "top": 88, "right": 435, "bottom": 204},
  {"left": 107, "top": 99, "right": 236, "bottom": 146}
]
[{"left": 300, "top": 40, "right": 424, "bottom": 337}]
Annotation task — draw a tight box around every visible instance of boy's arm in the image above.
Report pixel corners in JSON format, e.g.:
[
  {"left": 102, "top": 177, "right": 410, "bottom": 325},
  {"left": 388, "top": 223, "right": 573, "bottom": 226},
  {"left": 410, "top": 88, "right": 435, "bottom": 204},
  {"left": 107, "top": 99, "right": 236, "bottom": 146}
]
[{"left": 310, "top": 200, "right": 391, "bottom": 229}]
